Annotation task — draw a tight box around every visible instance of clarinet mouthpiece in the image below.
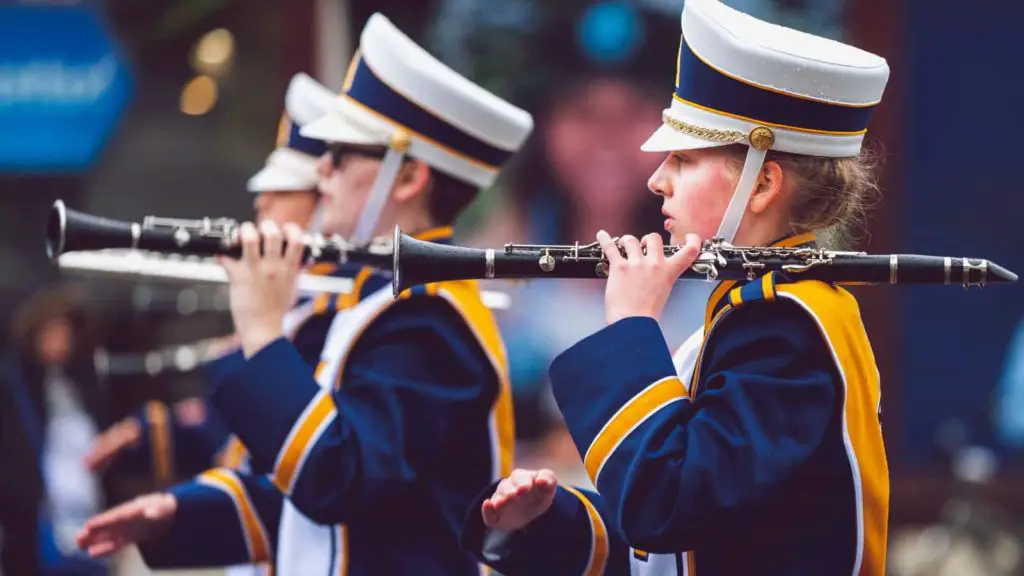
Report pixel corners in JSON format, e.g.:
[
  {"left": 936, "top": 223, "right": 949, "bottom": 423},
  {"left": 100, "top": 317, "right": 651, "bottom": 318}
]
[{"left": 988, "top": 261, "right": 1018, "bottom": 284}]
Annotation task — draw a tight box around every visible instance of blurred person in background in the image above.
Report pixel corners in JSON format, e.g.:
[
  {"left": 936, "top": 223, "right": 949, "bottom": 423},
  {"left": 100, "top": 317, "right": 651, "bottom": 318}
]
[
  {"left": 82, "top": 73, "right": 337, "bottom": 492},
  {"left": 78, "top": 72, "right": 337, "bottom": 576},
  {"left": 0, "top": 284, "right": 110, "bottom": 575},
  {"left": 453, "top": 0, "right": 707, "bottom": 485}
]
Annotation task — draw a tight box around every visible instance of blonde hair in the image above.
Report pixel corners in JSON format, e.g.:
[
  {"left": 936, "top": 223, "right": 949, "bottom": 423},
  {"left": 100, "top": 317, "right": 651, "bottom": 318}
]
[{"left": 725, "top": 143, "right": 882, "bottom": 249}]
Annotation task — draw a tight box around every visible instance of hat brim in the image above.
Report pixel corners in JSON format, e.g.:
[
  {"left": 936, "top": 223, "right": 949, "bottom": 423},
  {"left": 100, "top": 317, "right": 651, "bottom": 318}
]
[
  {"left": 299, "top": 110, "right": 384, "bottom": 146},
  {"left": 640, "top": 123, "right": 731, "bottom": 153},
  {"left": 247, "top": 166, "right": 318, "bottom": 193}
]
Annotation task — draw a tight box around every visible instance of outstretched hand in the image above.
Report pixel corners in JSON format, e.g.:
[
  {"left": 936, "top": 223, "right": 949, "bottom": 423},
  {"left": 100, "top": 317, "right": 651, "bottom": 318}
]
[
  {"left": 76, "top": 493, "right": 177, "bottom": 558},
  {"left": 596, "top": 230, "right": 702, "bottom": 325},
  {"left": 481, "top": 468, "right": 559, "bottom": 531}
]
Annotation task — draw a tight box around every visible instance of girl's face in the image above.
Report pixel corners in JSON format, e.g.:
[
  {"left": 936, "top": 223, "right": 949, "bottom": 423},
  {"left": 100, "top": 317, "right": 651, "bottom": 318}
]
[{"left": 648, "top": 148, "right": 739, "bottom": 245}]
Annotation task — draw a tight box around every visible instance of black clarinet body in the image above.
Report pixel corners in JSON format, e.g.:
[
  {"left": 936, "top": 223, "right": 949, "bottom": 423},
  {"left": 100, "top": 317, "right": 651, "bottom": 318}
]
[
  {"left": 391, "top": 228, "right": 1017, "bottom": 296},
  {"left": 45, "top": 200, "right": 1016, "bottom": 296},
  {"left": 46, "top": 200, "right": 393, "bottom": 269}
]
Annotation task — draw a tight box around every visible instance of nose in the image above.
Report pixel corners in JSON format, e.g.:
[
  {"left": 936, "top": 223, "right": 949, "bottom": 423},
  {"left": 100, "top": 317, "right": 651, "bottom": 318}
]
[
  {"left": 648, "top": 156, "right": 672, "bottom": 198},
  {"left": 316, "top": 152, "right": 333, "bottom": 178}
]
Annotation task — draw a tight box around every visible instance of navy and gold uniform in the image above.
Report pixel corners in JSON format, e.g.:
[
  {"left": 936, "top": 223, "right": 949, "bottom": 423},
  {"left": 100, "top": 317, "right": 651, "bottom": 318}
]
[
  {"left": 112, "top": 263, "right": 368, "bottom": 484},
  {"left": 105, "top": 71, "right": 342, "bottom": 576},
  {"left": 110, "top": 71, "right": 340, "bottom": 488},
  {"left": 463, "top": 235, "right": 888, "bottom": 575},
  {"left": 116, "top": 389, "right": 229, "bottom": 485},
  {"left": 136, "top": 235, "right": 516, "bottom": 574},
  {"left": 131, "top": 11, "right": 532, "bottom": 574},
  {"left": 464, "top": 0, "right": 890, "bottom": 572}
]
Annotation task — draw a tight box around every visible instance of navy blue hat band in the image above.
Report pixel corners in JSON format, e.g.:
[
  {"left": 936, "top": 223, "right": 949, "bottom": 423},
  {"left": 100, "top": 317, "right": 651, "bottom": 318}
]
[
  {"left": 345, "top": 57, "right": 512, "bottom": 170},
  {"left": 284, "top": 120, "right": 329, "bottom": 158},
  {"left": 675, "top": 40, "right": 876, "bottom": 135}
]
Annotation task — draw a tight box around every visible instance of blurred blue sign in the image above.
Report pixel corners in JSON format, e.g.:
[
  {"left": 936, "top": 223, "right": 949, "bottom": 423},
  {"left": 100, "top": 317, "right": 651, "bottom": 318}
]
[{"left": 0, "top": 2, "right": 133, "bottom": 172}]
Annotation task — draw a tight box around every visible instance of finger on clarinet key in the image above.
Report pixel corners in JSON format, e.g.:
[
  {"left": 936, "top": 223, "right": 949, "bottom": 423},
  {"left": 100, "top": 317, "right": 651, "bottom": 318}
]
[
  {"left": 239, "top": 222, "right": 260, "bottom": 264},
  {"left": 620, "top": 235, "right": 642, "bottom": 259},
  {"left": 668, "top": 233, "right": 702, "bottom": 273},
  {"left": 282, "top": 223, "right": 305, "bottom": 264},
  {"left": 642, "top": 233, "right": 663, "bottom": 259},
  {"left": 596, "top": 230, "right": 623, "bottom": 263},
  {"left": 259, "top": 220, "right": 283, "bottom": 259}
]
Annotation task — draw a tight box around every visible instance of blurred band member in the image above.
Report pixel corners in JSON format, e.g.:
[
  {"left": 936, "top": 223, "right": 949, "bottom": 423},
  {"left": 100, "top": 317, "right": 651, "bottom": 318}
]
[
  {"left": 77, "top": 13, "right": 533, "bottom": 576},
  {"left": 0, "top": 285, "right": 109, "bottom": 575}
]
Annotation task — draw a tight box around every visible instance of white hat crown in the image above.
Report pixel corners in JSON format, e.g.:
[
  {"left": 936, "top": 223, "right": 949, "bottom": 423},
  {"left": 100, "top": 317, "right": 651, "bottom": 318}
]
[
  {"left": 284, "top": 73, "right": 336, "bottom": 127},
  {"left": 642, "top": 0, "right": 890, "bottom": 244},
  {"left": 248, "top": 73, "right": 334, "bottom": 194},
  {"left": 644, "top": 0, "right": 890, "bottom": 158},
  {"left": 302, "top": 13, "right": 534, "bottom": 189},
  {"left": 299, "top": 13, "right": 535, "bottom": 244}
]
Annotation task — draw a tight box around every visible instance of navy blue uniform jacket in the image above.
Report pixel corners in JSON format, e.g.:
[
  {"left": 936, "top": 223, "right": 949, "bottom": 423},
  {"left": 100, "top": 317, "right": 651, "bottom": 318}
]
[
  {"left": 112, "top": 264, "right": 353, "bottom": 484},
  {"left": 462, "top": 233, "right": 889, "bottom": 576},
  {"left": 137, "top": 232, "right": 515, "bottom": 575}
]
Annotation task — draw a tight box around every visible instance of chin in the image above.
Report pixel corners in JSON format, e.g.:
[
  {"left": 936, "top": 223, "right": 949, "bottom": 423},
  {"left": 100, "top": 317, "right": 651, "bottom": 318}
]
[{"left": 316, "top": 218, "right": 341, "bottom": 237}]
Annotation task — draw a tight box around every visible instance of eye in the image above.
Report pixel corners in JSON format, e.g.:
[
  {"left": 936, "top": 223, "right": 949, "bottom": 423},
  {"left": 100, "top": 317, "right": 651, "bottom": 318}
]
[{"left": 671, "top": 151, "right": 690, "bottom": 163}]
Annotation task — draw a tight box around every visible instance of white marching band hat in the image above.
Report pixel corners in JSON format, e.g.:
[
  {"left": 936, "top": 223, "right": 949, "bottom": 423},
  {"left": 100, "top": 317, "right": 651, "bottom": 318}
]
[
  {"left": 301, "top": 13, "right": 534, "bottom": 244},
  {"left": 247, "top": 73, "right": 336, "bottom": 194},
  {"left": 645, "top": 0, "right": 890, "bottom": 243}
]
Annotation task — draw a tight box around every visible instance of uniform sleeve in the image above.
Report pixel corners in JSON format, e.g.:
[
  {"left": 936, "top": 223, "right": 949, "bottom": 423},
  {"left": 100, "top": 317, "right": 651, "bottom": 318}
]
[
  {"left": 138, "top": 468, "right": 282, "bottom": 569},
  {"left": 114, "top": 399, "right": 231, "bottom": 483},
  {"left": 460, "top": 483, "right": 630, "bottom": 576},
  {"left": 549, "top": 303, "right": 837, "bottom": 552},
  {"left": 210, "top": 297, "right": 498, "bottom": 525},
  {"left": 199, "top": 350, "right": 246, "bottom": 393},
  {"left": 110, "top": 351, "right": 243, "bottom": 481}
]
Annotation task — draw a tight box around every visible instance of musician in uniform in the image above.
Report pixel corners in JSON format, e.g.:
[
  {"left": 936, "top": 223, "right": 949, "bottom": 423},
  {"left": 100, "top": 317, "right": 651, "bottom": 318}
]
[
  {"left": 82, "top": 73, "right": 340, "bottom": 487},
  {"left": 76, "top": 13, "right": 533, "bottom": 575},
  {"left": 460, "top": 0, "right": 891, "bottom": 574},
  {"left": 75, "top": 72, "right": 342, "bottom": 576}
]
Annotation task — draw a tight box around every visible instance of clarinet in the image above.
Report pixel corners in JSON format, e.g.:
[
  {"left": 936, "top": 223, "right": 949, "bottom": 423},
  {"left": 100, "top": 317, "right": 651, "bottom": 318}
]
[
  {"left": 46, "top": 199, "right": 393, "bottom": 269},
  {"left": 390, "top": 227, "right": 1017, "bottom": 297}
]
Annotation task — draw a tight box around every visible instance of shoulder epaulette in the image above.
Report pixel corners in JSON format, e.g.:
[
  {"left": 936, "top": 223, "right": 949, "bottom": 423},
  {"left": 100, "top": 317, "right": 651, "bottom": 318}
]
[{"left": 726, "top": 272, "right": 778, "bottom": 309}]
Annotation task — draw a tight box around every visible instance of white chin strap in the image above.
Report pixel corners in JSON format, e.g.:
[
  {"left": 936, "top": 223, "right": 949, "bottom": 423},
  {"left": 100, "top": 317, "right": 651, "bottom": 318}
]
[
  {"left": 670, "top": 144, "right": 769, "bottom": 359},
  {"left": 350, "top": 130, "right": 411, "bottom": 245},
  {"left": 668, "top": 132, "right": 774, "bottom": 353},
  {"left": 715, "top": 145, "right": 768, "bottom": 244}
]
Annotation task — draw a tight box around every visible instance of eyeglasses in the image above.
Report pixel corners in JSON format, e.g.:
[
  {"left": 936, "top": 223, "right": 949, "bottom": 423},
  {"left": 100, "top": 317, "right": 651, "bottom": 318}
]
[{"left": 328, "top": 143, "right": 389, "bottom": 169}]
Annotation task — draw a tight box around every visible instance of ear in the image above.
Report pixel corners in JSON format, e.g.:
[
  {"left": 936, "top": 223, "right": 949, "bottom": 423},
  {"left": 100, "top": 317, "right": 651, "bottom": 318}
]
[
  {"left": 748, "top": 159, "right": 785, "bottom": 215},
  {"left": 391, "top": 160, "right": 432, "bottom": 205}
]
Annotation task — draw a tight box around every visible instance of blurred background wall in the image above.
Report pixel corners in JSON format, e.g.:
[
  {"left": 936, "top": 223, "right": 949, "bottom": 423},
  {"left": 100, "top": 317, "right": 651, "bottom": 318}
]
[{"left": 0, "top": 0, "right": 1022, "bottom": 574}]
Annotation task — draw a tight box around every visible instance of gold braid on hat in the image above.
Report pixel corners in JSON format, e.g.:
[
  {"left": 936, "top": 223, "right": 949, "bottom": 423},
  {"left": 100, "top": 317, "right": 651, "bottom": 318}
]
[
  {"left": 662, "top": 112, "right": 745, "bottom": 143},
  {"left": 661, "top": 112, "right": 776, "bottom": 151}
]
